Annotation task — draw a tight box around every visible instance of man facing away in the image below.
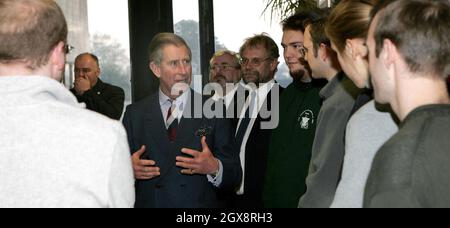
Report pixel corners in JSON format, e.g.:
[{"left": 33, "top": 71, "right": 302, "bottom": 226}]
[
  {"left": 364, "top": 0, "right": 450, "bottom": 208},
  {"left": 71, "top": 53, "right": 125, "bottom": 120},
  {"left": 263, "top": 11, "right": 325, "bottom": 208},
  {"left": 122, "top": 33, "right": 241, "bottom": 208},
  {"left": 0, "top": 0, "right": 135, "bottom": 208}
]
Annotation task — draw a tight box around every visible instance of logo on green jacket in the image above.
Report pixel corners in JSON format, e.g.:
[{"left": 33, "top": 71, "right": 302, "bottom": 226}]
[{"left": 298, "top": 110, "right": 314, "bottom": 130}]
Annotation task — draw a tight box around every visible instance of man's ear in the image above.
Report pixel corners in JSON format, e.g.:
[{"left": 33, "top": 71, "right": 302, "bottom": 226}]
[
  {"left": 50, "top": 41, "right": 66, "bottom": 72},
  {"left": 319, "top": 43, "right": 329, "bottom": 61},
  {"left": 382, "top": 39, "right": 396, "bottom": 69},
  {"left": 149, "top": 62, "right": 161, "bottom": 78}
]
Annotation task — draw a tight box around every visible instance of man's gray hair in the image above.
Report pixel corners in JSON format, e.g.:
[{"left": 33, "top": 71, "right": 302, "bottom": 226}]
[
  {"left": 148, "top": 33, "right": 192, "bottom": 65},
  {"left": 209, "top": 50, "right": 241, "bottom": 68}
]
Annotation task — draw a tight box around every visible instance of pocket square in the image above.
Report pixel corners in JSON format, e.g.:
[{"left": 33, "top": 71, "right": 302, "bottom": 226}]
[{"left": 195, "top": 126, "right": 213, "bottom": 138}]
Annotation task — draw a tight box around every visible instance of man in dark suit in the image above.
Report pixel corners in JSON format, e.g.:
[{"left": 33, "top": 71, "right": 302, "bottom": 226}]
[
  {"left": 122, "top": 33, "right": 241, "bottom": 208},
  {"left": 229, "top": 34, "right": 282, "bottom": 208},
  {"left": 71, "top": 53, "right": 125, "bottom": 120}
]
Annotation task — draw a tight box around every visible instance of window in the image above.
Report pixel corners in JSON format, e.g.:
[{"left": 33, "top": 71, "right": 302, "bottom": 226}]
[
  {"left": 173, "top": 0, "right": 203, "bottom": 93},
  {"left": 56, "top": 0, "right": 132, "bottom": 107},
  {"left": 213, "top": 0, "right": 291, "bottom": 88}
]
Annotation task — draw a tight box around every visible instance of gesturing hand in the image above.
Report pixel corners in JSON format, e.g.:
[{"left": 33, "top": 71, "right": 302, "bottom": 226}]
[
  {"left": 131, "top": 145, "right": 161, "bottom": 180},
  {"left": 176, "top": 137, "right": 220, "bottom": 175}
]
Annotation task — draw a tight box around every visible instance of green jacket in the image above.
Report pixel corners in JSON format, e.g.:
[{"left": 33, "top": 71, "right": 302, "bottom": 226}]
[{"left": 263, "top": 80, "right": 324, "bottom": 208}]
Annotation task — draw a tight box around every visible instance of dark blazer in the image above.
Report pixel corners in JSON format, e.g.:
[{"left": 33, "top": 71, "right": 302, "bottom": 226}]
[
  {"left": 228, "top": 84, "right": 283, "bottom": 208},
  {"left": 71, "top": 79, "right": 125, "bottom": 120},
  {"left": 122, "top": 90, "right": 241, "bottom": 208}
]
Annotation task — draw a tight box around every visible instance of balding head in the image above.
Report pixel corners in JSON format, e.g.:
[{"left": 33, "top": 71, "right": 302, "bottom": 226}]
[{"left": 0, "top": 0, "right": 68, "bottom": 69}]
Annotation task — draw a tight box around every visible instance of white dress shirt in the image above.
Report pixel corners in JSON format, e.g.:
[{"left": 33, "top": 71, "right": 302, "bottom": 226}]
[
  {"left": 235, "top": 80, "right": 276, "bottom": 195},
  {"left": 211, "top": 84, "right": 239, "bottom": 109}
]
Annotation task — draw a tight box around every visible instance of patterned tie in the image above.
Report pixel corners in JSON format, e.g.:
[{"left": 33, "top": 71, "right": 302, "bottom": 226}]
[{"left": 166, "top": 100, "right": 178, "bottom": 142}]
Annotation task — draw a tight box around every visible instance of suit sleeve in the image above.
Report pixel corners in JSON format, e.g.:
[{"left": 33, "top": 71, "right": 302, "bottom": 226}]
[{"left": 213, "top": 116, "right": 242, "bottom": 191}]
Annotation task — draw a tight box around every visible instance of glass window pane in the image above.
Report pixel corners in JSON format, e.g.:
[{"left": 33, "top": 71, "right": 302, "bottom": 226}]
[
  {"left": 56, "top": 0, "right": 132, "bottom": 109},
  {"left": 173, "top": 0, "right": 203, "bottom": 93},
  {"left": 213, "top": 0, "right": 291, "bottom": 88}
]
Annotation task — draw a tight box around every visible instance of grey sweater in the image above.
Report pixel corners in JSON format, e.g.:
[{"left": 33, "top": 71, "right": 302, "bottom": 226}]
[
  {"left": 0, "top": 76, "right": 135, "bottom": 208},
  {"left": 298, "top": 73, "right": 360, "bottom": 208},
  {"left": 364, "top": 104, "right": 450, "bottom": 208},
  {"left": 331, "top": 101, "right": 398, "bottom": 208}
]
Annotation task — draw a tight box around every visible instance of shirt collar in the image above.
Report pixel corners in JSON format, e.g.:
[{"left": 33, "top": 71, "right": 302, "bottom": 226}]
[
  {"left": 159, "top": 87, "right": 190, "bottom": 109},
  {"left": 320, "top": 71, "right": 344, "bottom": 100}
]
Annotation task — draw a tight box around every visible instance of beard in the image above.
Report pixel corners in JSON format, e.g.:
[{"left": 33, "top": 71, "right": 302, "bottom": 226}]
[
  {"left": 290, "top": 68, "right": 306, "bottom": 81},
  {"left": 242, "top": 71, "right": 260, "bottom": 85},
  {"left": 290, "top": 58, "right": 312, "bottom": 82}
]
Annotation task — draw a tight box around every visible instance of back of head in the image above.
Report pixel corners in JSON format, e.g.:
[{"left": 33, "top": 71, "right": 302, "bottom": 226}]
[
  {"left": 374, "top": 0, "right": 450, "bottom": 79},
  {"left": 0, "top": 0, "right": 68, "bottom": 69},
  {"left": 370, "top": 0, "right": 397, "bottom": 19},
  {"left": 239, "top": 33, "right": 280, "bottom": 60},
  {"left": 148, "top": 33, "right": 192, "bottom": 66},
  {"left": 325, "top": 0, "right": 377, "bottom": 53}
]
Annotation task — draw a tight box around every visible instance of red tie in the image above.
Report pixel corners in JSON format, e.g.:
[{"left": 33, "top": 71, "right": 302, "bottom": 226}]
[{"left": 167, "top": 101, "right": 178, "bottom": 142}]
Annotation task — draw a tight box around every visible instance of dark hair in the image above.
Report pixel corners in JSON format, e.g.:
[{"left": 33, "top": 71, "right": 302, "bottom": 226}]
[
  {"left": 374, "top": 0, "right": 450, "bottom": 78},
  {"left": 281, "top": 9, "right": 326, "bottom": 33},
  {"left": 307, "top": 15, "right": 331, "bottom": 58},
  {"left": 239, "top": 33, "right": 280, "bottom": 60},
  {"left": 0, "top": 0, "right": 68, "bottom": 69},
  {"left": 370, "top": 0, "right": 397, "bottom": 19}
]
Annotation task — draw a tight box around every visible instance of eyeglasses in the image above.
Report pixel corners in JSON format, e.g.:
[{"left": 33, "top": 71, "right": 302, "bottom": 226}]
[
  {"left": 240, "top": 57, "right": 272, "bottom": 67},
  {"left": 64, "top": 44, "right": 74, "bottom": 54},
  {"left": 210, "top": 64, "right": 239, "bottom": 71}
]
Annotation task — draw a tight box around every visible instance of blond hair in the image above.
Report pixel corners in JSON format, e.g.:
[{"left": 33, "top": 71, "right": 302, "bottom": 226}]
[
  {"left": 0, "top": 0, "right": 67, "bottom": 69},
  {"left": 325, "top": 0, "right": 377, "bottom": 53}
]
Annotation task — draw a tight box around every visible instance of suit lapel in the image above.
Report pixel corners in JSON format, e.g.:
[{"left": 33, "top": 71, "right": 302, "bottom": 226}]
[
  {"left": 144, "top": 94, "right": 174, "bottom": 176},
  {"left": 176, "top": 90, "right": 203, "bottom": 147}
]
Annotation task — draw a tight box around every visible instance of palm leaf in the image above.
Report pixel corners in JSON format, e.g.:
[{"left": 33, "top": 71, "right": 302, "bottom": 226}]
[{"left": 263, "top": 0, "right": 319, "bottom": 22}]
